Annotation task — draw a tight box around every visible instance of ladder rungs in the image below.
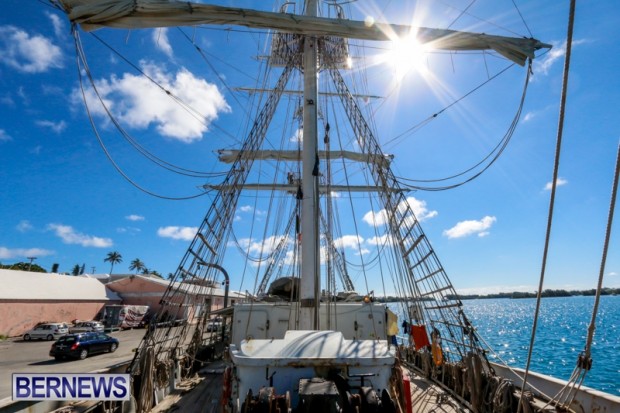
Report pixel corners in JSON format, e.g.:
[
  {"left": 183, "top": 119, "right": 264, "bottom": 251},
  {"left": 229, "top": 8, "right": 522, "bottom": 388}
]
[
  {"left": 419, "top": 285, "right": 452, "bottom": 298},
  {"left": 196, "top": 232, "right": 216, "bottom": 255},
  {"left": 403, "top": 234, "right": 425, "bottom": 258},
  {"left": 414, "top": 268, "right": 443, "bottom": 283},
  {"left": 425, "top": 302, "right": 461, "bottom": 310},
  {"left": 410, "top": 251, "right": 433, "bottom": 270}
]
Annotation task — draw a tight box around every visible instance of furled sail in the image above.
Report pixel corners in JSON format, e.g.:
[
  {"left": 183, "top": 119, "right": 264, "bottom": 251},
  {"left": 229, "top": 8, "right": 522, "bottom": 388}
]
[{"left": 59, "top": 0, "right": 549, "bottom": 65}]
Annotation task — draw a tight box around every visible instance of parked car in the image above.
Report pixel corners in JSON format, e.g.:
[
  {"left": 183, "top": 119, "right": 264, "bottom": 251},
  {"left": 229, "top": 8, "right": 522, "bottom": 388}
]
[
  {"left": 206, "top": 318, "right": 222, "bottom": 332},
  {"left": 23, "top": 323, "right": 69, "bottom": 341},
  {"left": 69, "top": 321, "right": 104, "bottom": 333},
  {"left": 49, "top": 332, "right": 119, "bottom": 360}
]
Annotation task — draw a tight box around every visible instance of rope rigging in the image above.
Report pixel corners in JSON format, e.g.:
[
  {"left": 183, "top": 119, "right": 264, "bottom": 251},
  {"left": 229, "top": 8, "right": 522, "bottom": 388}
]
[
  {"left": 73, "top": 29, "right": 215, "bottom": 200},
  {"left": 393, "top": 60, "right": 532, "bottom": 192}
]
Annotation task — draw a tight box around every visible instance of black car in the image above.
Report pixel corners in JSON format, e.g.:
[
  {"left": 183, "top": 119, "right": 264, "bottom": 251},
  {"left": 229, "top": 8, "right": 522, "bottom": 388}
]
[{"left": 49, "top": 332, "right": 119, "bottom": 360}]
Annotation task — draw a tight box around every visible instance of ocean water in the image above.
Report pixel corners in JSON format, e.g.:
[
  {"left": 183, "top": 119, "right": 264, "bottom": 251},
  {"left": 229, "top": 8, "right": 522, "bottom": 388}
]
[
  {"left": 461, "top": 295, "right": 620, "bottom": 396},
  {"left": 390, "top": 296, "right": 620, "bottom": 396}
]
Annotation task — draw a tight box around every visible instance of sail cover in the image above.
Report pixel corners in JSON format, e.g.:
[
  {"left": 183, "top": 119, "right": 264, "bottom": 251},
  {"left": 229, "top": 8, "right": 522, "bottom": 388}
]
[{"left": 59, "top": 0, "right": 549, "bottom": 66}]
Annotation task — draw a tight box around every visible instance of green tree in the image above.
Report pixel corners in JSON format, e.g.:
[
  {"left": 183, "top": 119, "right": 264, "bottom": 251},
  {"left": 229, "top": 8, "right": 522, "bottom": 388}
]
[
  {"left": 129, "top": 258, "right": 145, "bottom": 274},
  {"left": 150, "top": 270, "right": 163, "bottom": 278},
  {"left": 71, "top": 264, "right": 81, "bottom": 276},
  {"left": 0, "top": 262, "right": 47, "bottom": 273},
  {"left": 104, "top": 251, "right": 123, "bottom": 274}
]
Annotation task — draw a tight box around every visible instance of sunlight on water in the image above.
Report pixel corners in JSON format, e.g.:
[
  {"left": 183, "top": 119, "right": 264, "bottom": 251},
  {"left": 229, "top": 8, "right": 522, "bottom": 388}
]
[{"left": 462, "top": 296, "right": 620, "bottom": 396}]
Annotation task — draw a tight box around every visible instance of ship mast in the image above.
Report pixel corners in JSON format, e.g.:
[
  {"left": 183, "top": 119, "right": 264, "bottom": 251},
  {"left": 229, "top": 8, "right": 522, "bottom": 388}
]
[{"left": 300, "top": 0, "right": 320, "bottom": 329}]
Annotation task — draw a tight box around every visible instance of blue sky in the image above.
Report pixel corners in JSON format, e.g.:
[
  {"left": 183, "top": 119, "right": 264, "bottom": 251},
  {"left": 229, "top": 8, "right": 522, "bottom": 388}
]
[{"left": 0, "top": 0, "right": 618, "bottom": 296}]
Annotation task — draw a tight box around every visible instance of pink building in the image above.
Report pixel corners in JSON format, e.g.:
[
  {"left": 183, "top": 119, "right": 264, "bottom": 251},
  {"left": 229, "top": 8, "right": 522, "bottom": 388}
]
[
  {"left": 105, "top": 274, "right": 246, "bottom": 322},
  {"left": 0, "top": 269, "right": 121, "bottom": 337}
]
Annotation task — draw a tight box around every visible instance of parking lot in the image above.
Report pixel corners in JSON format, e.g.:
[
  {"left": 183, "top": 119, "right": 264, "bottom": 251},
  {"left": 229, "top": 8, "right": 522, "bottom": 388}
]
[{"left": 0, "top": 328, "right": 147, "bottom": 401}]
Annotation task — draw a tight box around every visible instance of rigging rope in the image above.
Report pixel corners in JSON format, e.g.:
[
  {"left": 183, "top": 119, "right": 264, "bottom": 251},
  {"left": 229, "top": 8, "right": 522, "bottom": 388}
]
[
  {"left": 519, "top": 1, "right": 576, "bottom": 411},
  {"left": 73, "top": 29, "right": 211, "bottom": 200},
  {"left": 395, "top": 61, "right": 532, "bottom": 192}
]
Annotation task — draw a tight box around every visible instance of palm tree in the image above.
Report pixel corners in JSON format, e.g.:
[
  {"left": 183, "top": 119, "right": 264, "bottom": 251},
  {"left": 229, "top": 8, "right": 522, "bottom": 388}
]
[
  {"left": 129, "top": 258, "right": 145, "bottom": 274},
  {"left": 104, "top": 251, "right": 123, "bottom": 274}
]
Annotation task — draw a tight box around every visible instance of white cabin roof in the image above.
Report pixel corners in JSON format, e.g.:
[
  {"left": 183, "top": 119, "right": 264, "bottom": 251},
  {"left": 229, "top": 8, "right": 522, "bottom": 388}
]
[
  {"left": 0, "top": 269, "right": 121, "bottom": 301},
  {"left": 231, "top": 330, "right": 395, "bottom": 367}
]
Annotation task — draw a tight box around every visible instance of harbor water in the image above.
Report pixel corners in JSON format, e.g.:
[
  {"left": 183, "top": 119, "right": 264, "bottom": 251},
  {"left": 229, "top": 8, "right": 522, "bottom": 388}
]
[{"left": 392, "top": 295, "right": 620, "bottom": 396}]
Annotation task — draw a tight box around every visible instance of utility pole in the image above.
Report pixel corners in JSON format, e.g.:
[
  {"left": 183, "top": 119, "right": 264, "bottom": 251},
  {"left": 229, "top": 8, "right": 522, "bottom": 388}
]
[
  {"left": 27, "top": 256, "right": 37, "bottom": 271},
  {"left": 91, "top": 266, "right": 96, "bottom": 273}
]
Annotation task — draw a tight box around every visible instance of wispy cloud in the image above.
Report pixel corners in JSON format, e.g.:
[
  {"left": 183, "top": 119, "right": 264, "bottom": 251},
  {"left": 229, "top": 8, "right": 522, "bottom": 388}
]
[
  {"left": 237, "top": 205, "right": 266, "bottom": 216},
  {"left": 152, "top": 28, "right": 173, "bottom": 57},
  {"left": 290, "top": 128, "right": 303, "bottom": 143},
  {"left": 231, "top": 235, "right": 292, "bottom": 255},
  {"left": 36, "top": 120, "right": 67, "bottom": 134},
  {"left": 363, "top": 196, "right": 437, "bottom": 227},
  {"left": 522, "top": 111, "right": 536, "bottom": 123},
  {"left": 0, "top": 246, "right": 55, "bottom": 260},
  {"left": 443, "top": 216, "right": 496, "bottom": 239},
  {"left": 0, "top": 26, "right": 63, "bottom": 73},
  {"left": 47, "top": 223, "right": 113, "bottom": 247},
  {"left": 334, "top": 235, "right": 364, "bottom": 249},
  {"left": 46, "top": 12, "right": 65, "bottom": 38},
  {"left": 16, "top": 220, "right": 33, "bottom": 232},
  {"left": 126, "top": 214, "right": 145, "bottom": 221},
  {"left": 0, "top": 129, "right": 12, "bottom": 142},
  {"left": 366, "top": 234, "right": 396, "bottom": 246},
  {"left": 544, "top": 177, "right": 568, "bottom": 191},
  {"left": 157, "top": 226, "right": 198, "bottom": 241},
  {"left": 533, "top": 39, "right": 586, "bottom": 78},
  {"left": 75, "top": 61, "right": 230, "bottom": 142}
]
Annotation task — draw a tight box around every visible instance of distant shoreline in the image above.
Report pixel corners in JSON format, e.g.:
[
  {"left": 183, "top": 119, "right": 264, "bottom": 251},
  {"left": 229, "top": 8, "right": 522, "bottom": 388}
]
[{"left": 376, "top": 288, "right": 620, "bottom": 302}]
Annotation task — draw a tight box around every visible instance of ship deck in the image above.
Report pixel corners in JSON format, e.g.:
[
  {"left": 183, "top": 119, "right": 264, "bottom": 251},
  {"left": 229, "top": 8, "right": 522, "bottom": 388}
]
[{"left": 150, "top": 361, "right": 470, "bottom": 413}]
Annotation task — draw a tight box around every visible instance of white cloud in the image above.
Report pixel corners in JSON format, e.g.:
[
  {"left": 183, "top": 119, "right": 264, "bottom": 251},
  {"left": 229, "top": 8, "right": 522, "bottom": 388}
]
[
  {"left": 47, "top": 223, "right": 113, "bottom": 247},
  {"left": 522, "top": 111, "right": 536, "bottom": 122},
  {"left": 0, "top": 129, "right": 12, "bottom": 142},
  {"left": 534, "top": 39, "right": 586, "bottom": 77},
  {"left": 0, "top": 26, "right": 62, "bottom": 73},
  {"left": 233, "top": 235, "right": 292, "bottom": 255},
  {"left": 36, "top": 120, "right": 67, "bottom": 134},
  {"left": 76, "top": 61, "right": 230, "bottom": 142},
  {"left": 290, "top": 128, "right": 303, "bottom": 143},
  {"left": 157, "top": 226, "right": 198, "bottom": 241},
  {"left": 363, "top": 196, "right": 437, "bottom": 227},
  {"left": 46, "top": 12, "right": 65, "bottom": 38},
  {"left": 0, "top": 246, "right": 55, "bottom": 260},
  {"left": 16, "top": 220, "right": 33, "bottom": 232},
  {"left": 544, "top": 177, "right": 568, "bottom": 191},
  {"left": 334, "top": 235, "right": 364, "bottom": 249},
  {"left": 366, "top": 234, "right": 396, "bottom": 246},
  {"left": 152, "top": 28, "right": 173, "bottom": 57},
  {"left": 239, "top": 205, "right": 253, "bottom": 213},
  {"left": 355, "top": 248, "right": 370, "bottom": 256},
  {"left": 443, "top": 216, "right": 496, "bottom": 239},
  {"left": 126, "top": 214, "right": 145, "bottom": 221},
  {"left": 363, "top": 209, "right": 389, "bottom": 226}
]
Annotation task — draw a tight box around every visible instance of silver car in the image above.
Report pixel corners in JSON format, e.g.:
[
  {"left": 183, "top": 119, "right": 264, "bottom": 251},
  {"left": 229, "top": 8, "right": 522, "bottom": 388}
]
[
  {"left": 23, "top": 323, "right": 69, "bottom": 341},
  {"left": 69, "top": 321, "right": 104, "bottom": 333}
]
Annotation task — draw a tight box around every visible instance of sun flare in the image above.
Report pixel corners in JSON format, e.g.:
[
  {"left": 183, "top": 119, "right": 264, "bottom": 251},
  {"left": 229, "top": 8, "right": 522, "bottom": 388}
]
[{"left": 379, "top": 32, "right": 429, "bottom": 78}]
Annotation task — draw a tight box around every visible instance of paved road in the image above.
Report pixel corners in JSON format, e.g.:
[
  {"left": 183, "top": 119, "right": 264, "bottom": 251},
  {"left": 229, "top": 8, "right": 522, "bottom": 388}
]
[{"left": 0, "top": 329, "right": 147, "bottom": 401}]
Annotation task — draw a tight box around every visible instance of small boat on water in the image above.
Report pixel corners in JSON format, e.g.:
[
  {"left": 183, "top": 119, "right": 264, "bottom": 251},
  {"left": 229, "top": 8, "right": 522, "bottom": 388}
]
[{"left": 52, "top": 0, "right": 619, "bottom": 412}]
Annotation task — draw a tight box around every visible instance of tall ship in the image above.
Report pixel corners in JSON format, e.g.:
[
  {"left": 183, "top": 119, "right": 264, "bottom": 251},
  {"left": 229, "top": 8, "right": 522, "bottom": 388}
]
[{"left": 52, "top": 0, "right": 619, "bottom": 412}]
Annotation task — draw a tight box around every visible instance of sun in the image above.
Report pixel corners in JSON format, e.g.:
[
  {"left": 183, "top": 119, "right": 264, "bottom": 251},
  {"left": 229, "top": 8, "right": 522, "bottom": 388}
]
[{"left": 379, "top": 31, "right": 429, "bottom": 79}]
